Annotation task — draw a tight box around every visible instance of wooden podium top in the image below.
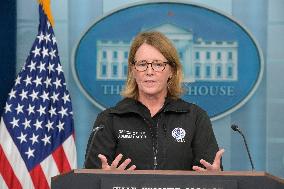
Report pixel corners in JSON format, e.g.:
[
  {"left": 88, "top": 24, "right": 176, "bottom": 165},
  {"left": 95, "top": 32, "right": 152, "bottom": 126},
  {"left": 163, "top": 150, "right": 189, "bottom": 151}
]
[
  {"left": 52, "top": 169, "right": 284, "bottom": 189},
  {"left": 72, "top": 169, "right": 284, "bottom": 184}
]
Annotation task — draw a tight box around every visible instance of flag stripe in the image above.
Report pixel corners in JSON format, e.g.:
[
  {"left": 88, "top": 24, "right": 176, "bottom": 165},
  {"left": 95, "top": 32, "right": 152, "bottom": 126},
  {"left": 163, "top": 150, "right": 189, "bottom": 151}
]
[
  {"left": 0, "top": 145, "right": 22, "bottom": 189},
  {"left": 40, "top": 154, "right": 59, "bottom": 187},
  {"left": 62, "top": 136, "right": 77, "bottom": 169},
  {"left": 0, "top": 119, "right": 34, "bottom": 189},
  {"left": 0, "top": 174, "right": 9, "bottom": 189},
  {"left": 52, "top": 145, "right": 71, "bottom": 173},
  {"left": 30, "top": 164, "right": 49, "bottom": 189}
]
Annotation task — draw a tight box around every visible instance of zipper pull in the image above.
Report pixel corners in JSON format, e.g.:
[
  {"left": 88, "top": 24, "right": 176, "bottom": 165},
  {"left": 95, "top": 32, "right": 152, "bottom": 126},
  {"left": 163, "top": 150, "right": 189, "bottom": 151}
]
[{"left": 154, "top": 156, "right": 158, "bottom": 169}]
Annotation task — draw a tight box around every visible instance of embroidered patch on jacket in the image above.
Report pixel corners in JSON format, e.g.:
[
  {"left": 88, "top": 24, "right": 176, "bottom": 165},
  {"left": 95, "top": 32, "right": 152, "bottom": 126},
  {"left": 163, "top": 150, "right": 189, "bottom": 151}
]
[
  {"left": 118, "top": 129, "right": 147, "bottom": 139},
  {"left": 172, "top": 127, "right": 186, "bottom": 143}
]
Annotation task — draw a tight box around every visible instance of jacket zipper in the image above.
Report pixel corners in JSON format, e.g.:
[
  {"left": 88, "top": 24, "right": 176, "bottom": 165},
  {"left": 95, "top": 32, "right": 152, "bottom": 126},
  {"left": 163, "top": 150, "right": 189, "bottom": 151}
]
[
  {"left": 143, "top": 117, "right": 158, "bottom": 170},
  {"left": 141, "top": 109, "right": 186, "bottom": 169},
  {"left": 153, "top": 120, "right": 158, "bottom": 170},
  {"left": 153, "top": 115, "right": 162, "bottom": 170}
]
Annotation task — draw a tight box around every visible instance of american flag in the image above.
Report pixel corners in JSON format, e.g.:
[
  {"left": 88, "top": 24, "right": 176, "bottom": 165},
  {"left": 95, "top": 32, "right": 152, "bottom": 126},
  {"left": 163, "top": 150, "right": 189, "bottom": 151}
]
[{"left": 0, "top": 5, "right": 77, "bottom": 189}]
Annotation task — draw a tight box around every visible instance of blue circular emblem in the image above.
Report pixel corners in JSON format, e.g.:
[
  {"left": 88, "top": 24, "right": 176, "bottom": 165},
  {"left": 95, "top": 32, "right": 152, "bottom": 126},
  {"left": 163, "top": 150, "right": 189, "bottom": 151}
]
[
  {"left": 172, "top": 127, "right": 186, "bottom": 141},
  {"left": 72, "top": 1, "right": 263, "bottom": 120}
]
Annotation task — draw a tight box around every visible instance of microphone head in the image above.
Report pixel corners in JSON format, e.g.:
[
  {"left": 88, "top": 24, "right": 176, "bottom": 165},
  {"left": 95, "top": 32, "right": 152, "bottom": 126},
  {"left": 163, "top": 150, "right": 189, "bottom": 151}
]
[
  {"left": 231, "top": 124, "right": 239, "bottom": 131},
  {"left": 92, "top": 125, "right": 104, "bottom": 132}
]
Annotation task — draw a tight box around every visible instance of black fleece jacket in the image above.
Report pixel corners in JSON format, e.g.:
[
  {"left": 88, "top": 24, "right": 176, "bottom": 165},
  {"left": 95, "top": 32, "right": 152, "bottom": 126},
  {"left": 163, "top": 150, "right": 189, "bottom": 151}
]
[{"left": 84, "top": 97, "right": 220, "bottom": 170}]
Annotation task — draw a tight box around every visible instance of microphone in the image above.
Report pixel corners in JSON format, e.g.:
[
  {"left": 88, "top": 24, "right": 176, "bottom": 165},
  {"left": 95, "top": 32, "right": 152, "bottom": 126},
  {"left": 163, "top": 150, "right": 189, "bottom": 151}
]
[
  {"left": 231, "top": 124, "right": 255, "bottom": 171},
  {"left": 84, "top": 125, "right": 104, "bottom": 168}
]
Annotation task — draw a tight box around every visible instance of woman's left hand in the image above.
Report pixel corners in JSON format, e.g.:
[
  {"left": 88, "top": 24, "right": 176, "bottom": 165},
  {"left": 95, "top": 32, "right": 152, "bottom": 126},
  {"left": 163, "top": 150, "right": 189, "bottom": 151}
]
[{"left": 192, "top": 148, "right": 225, "bottom": 171}]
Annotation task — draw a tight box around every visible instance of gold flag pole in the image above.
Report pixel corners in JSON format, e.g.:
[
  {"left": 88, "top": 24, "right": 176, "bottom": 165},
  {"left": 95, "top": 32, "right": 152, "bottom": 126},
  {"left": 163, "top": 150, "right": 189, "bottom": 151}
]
[{"left": 37, "top": 0, "right": 54, "bottom": 26}]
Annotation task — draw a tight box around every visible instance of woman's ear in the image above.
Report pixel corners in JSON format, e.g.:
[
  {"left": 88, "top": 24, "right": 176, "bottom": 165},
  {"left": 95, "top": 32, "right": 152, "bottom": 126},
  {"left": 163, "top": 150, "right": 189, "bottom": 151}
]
[
  {"left": 167, "top": 75, "right": 172, "bottom": 82},
  {"left": 130, "top": 66, "right": 136, "bottom": 80}
]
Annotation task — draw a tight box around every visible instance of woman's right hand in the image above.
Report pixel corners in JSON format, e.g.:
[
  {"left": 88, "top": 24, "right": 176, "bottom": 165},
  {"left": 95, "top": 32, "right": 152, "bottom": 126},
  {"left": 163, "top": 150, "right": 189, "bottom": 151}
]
[{"left": 98, "top": 154, "right": 136, "bottom": 170}]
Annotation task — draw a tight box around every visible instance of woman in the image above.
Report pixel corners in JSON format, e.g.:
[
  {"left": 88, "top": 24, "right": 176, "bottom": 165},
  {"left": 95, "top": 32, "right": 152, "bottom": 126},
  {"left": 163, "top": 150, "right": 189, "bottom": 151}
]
[{"left": 84, "top": 31, "right": 224, "bottom": 171}]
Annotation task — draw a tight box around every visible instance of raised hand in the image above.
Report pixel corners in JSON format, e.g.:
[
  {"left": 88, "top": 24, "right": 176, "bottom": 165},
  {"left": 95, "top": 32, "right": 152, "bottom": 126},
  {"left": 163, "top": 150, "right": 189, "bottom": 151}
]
[
  {"left": 192, "top": 149, "right": 225, "bottom": 172},
  {"left": 98, "top": 153, "right": 136, "bottom": 170}
]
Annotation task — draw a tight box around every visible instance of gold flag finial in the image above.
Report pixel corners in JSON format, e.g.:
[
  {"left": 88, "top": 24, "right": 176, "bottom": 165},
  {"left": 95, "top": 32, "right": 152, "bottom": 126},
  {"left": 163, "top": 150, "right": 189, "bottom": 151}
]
[{"left": 37, "top": 0, "right": 54, "bottom": 26}]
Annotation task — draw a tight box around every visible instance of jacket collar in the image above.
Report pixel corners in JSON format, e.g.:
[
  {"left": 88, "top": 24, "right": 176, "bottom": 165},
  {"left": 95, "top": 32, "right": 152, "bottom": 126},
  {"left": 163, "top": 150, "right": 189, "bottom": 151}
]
[
  {"left": 110, "top": 97, "right": 191, "bottom": 115},
  {"left": 109, "top": 98, "right": 141, "bottom": 115}
]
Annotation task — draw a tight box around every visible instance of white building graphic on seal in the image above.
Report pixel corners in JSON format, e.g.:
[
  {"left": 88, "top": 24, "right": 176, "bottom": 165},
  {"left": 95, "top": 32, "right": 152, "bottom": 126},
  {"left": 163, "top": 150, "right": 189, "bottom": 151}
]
[{"left": 96, "top": 23, "right": 238, "bottom": 82}]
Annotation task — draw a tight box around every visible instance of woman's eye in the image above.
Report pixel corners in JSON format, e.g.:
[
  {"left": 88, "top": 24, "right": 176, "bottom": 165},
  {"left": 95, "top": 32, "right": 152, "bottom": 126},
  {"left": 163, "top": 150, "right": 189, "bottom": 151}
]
[
  {"left": 155, "top": 63, "right": 163, "bottom": 67},
  {"left": 138, "top": 63, "right": 147, "bottom": 67}
]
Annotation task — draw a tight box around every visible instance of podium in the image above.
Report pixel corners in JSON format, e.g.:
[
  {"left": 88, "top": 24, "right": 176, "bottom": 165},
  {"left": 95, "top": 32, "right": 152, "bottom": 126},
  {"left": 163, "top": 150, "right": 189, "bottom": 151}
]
[{"left": 51, "top": 169, "right": 284, "bottom": 189}]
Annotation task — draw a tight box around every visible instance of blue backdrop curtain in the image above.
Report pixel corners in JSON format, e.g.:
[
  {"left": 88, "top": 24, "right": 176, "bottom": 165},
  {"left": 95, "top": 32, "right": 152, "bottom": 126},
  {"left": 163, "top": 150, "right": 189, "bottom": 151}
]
[{"left": 0, "top": 0, "right": 16, "bottom": 115}]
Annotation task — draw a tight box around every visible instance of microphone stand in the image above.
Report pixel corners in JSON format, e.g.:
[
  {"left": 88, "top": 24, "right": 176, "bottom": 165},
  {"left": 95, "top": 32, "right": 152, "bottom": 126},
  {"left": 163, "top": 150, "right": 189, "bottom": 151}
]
[
  {"left": 84, "top": 125, "right": 104, "bottom": 168},
  {"left": 231, "top": 124, "right": 255, "bottom": 171}
]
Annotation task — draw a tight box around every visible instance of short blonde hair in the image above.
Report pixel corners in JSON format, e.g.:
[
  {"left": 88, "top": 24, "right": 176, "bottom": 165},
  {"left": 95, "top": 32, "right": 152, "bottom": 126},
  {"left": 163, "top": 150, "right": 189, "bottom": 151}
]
[{"left": 121, "top": 31, "right": 183, "bottom": 99}]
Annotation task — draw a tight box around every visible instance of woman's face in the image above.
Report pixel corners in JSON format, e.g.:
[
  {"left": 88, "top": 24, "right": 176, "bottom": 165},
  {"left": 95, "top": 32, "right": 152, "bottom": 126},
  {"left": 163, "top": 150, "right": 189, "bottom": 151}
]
[{"left": 132, "top": 43, "right": 172, "bottom": 99}]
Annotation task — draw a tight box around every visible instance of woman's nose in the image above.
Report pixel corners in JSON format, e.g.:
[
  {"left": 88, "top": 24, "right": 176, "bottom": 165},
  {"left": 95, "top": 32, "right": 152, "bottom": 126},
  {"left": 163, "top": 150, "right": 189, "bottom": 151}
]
[{"left": 145, "top": 64, "right": 154, "bottom": 74}]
